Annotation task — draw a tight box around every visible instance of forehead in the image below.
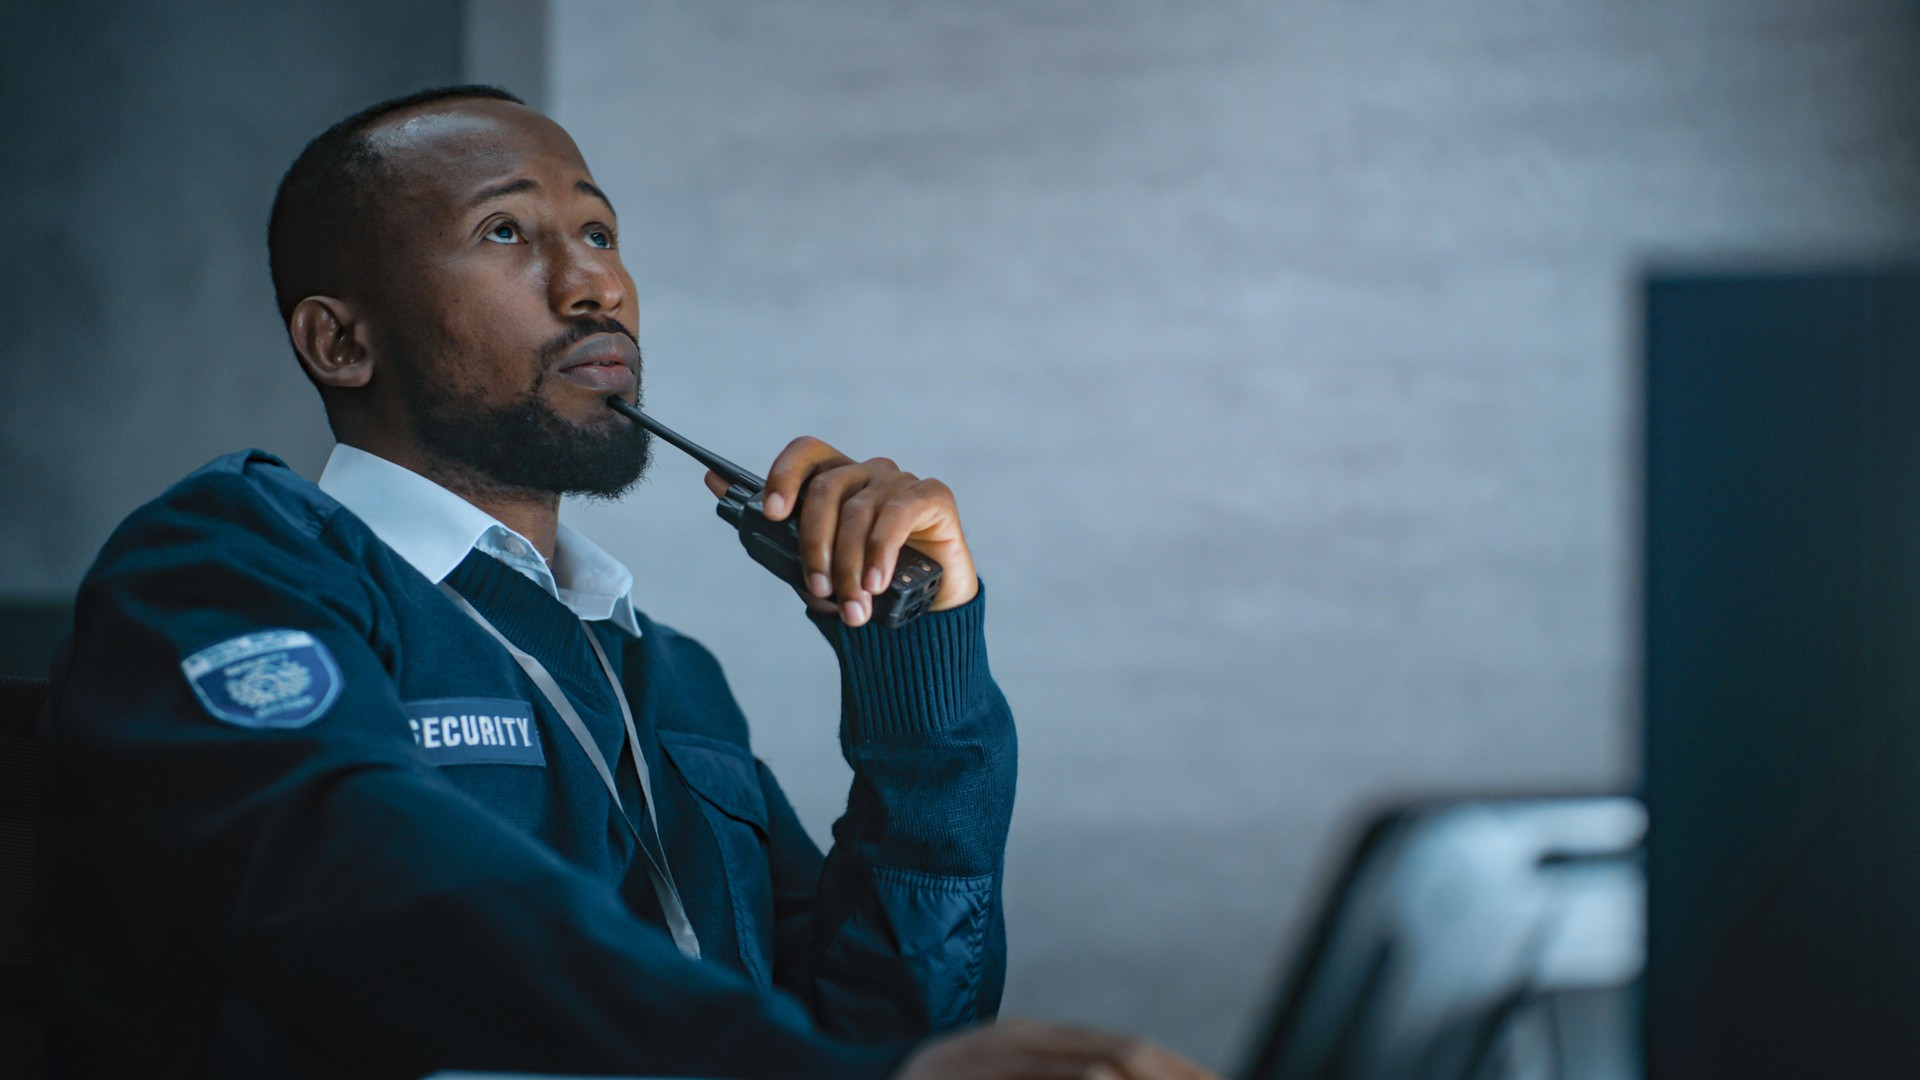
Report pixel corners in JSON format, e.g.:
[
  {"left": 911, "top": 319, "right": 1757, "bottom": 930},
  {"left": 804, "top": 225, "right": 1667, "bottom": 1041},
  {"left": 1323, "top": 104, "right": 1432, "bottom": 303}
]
[{"left": 362, "top": 99, "right": 595, "bottom": 214}]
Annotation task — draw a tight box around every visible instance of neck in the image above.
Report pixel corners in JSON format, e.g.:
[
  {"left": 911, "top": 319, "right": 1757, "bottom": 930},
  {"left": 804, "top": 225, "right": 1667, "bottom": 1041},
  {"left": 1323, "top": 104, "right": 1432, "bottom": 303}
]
[
  {"left": 447, "top": 481, "right": 561, "bottom": 563},
  {"left": 344, "top": 436, "right": 562, "bottom": 561}
]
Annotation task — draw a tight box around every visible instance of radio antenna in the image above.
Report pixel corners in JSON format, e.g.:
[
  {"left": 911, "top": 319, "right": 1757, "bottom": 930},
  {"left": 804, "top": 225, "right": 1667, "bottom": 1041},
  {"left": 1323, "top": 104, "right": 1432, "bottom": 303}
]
[{"left": 606, "top": 396, "right": 765, "bottom": 492}]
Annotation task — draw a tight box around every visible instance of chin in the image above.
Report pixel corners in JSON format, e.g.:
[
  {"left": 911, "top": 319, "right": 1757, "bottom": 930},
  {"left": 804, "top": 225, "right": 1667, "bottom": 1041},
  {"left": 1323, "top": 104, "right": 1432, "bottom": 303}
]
[{"left": 411, "top": 382, "right": 650, "bottom": 498}]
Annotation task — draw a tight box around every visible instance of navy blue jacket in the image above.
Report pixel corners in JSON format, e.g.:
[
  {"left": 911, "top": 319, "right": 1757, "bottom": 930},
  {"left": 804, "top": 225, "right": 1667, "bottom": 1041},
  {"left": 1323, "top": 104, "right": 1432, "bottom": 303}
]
[{"left": 37, "top": 451, "right": 1017, "bottom": 1079}]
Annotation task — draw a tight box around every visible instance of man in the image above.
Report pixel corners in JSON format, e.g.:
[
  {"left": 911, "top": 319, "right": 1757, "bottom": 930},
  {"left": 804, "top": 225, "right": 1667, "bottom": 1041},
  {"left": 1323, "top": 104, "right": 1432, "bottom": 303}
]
[{"left": 38, "top": 86, "right": 1218, "bottom": 1080}]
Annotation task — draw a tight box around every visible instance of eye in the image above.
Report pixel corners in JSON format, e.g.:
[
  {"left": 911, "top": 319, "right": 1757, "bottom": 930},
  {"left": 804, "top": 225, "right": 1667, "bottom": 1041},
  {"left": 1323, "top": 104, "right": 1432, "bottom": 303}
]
[
  {"left": 585, "top": 227, "right": 615, "bottom": 250},
  {"left": 483, "top": 220, "right": 521, "bottom": 245}
]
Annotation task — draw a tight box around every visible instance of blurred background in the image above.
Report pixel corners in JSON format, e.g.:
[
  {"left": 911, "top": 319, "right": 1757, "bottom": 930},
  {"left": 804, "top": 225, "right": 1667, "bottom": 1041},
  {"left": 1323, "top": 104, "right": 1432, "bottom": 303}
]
[{"left": 5, "top": 1, "right": 1919, "bottom": 1069}]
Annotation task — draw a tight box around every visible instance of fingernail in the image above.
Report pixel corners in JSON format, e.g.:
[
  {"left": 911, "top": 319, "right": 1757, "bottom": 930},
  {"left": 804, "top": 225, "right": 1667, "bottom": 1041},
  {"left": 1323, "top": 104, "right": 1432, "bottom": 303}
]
[
  {"left": 808, "top": 572, "right": 831, "bottom": 598},
  {"left": 842, "top": 599, "right": 864, "bottom": 625},
  {"left": 864, "top": 567, "right": 884, "bottom": 593},
  {"left": 764, "top": 492, "right": 786, "bottom": 518}
]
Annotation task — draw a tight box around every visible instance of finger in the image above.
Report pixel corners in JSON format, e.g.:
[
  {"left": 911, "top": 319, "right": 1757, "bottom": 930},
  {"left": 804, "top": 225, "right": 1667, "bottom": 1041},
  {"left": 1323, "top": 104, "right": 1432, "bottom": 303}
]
[
  {"left": 833, "top": 479, "right": 900, "bottom": 625},
  {"left": 761, "top": 436, "right": 852, "bottom": 521},
  {"left": 864, "top": 479, "right": 936, "bottom": 596},
  {"left": 703, "top": 469, "right": 727, "bottom": 498},
  {"left": 1096, "top": 1044, "right": 1220, "bottom": 1080},
  {"left": 1108, "top": 1044, "right": 1219, "bottom": 1080},
  {"left": 797, "top": 464, "right": 870, "bottom": 602}
]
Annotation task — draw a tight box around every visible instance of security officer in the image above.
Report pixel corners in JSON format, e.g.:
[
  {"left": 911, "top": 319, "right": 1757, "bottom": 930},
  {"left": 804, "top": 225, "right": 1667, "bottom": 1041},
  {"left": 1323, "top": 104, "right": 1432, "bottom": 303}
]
[{"left": 37, "top": 86, "right": 1218, "bottom": 1080}]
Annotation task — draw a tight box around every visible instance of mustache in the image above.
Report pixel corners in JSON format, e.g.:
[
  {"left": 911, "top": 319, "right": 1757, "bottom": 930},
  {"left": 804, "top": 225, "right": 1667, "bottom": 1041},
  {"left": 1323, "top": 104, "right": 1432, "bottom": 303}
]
[{"left": 538, "top": 318, "right": 639, "bottom": 365}]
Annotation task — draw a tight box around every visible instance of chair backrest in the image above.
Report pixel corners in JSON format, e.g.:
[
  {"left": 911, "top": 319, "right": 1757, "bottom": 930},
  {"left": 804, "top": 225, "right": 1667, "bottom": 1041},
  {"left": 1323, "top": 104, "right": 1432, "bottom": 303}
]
[
  {"left": 0, "top": 676, "right": 48, "bottom": 1078},
  {"left": 1241, "top": 795, "right": 1646, "bottom": 1080}
]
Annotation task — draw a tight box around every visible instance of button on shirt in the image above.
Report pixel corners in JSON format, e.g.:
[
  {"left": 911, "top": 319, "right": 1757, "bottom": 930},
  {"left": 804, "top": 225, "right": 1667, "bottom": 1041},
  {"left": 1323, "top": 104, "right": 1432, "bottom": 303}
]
[{"left": 316, "top": 443, "right": 643, "bottom": 638}]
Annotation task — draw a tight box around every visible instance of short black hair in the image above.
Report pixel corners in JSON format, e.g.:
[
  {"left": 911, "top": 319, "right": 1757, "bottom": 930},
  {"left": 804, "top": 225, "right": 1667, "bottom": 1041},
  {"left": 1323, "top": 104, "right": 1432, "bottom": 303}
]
[{"left": 267, "top": 84, "right": 526, "bottom": 323}]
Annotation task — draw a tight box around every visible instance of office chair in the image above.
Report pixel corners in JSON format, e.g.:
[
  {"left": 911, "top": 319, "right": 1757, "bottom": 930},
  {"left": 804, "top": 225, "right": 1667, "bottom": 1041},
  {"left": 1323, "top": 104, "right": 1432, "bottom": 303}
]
[{"left": 1242, "top": 795, "right": 1646, "bottom": 1080}]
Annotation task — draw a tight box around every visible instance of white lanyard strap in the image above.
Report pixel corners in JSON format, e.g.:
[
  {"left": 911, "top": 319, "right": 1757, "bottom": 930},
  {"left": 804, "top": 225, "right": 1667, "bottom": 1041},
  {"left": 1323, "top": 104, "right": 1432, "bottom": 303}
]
[{"left": 438, "top": 583, "right": 701, "bottom": 960}]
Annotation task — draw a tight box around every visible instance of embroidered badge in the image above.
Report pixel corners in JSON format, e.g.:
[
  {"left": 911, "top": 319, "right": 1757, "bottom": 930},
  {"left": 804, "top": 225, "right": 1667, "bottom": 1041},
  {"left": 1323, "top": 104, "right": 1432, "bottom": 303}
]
[
  {"left": 403, "top": 698, "right": 546, "bottom": 767},
  {"left": 181, "top": 629, "right": 342, "bottom": 729}
]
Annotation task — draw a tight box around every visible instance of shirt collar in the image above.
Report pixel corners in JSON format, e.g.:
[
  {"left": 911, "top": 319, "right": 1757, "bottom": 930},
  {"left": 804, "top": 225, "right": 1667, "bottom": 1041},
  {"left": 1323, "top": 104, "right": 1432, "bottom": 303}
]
[{"left": 317, "top": 444, "right": 642, "bottom": 637}]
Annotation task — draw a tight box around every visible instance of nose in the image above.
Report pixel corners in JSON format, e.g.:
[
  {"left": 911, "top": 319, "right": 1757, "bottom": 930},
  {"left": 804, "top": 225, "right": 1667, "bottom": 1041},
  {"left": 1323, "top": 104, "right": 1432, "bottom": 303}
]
[{"left": 548, "top": 237, "right": 627, "bottom": 318}]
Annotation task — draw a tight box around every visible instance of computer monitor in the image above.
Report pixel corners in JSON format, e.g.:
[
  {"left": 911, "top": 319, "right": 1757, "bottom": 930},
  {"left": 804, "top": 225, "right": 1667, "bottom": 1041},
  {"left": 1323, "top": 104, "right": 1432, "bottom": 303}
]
[{"left": 1642, "top": 264, "right": 1920, "bottom": 1078}]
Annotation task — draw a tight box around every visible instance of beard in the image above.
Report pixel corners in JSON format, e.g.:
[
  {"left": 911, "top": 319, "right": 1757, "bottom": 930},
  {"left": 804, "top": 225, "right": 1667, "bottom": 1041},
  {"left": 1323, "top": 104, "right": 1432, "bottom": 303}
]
[{"left": 396, "top": 324, "right": 652, "bottom": 500}]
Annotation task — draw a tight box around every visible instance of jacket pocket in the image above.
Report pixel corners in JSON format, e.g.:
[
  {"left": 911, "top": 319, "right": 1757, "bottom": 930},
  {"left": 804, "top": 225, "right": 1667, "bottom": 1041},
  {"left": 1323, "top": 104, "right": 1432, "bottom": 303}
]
[{"left": 658, "top": 730, "right": 774, "bottom": 986}]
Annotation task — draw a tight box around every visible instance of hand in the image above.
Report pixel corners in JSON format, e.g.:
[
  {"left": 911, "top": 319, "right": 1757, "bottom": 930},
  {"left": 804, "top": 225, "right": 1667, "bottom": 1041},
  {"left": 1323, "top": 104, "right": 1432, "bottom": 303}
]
[
  {"left": 703, "top": 436, "right": 978, "bottom": 627},
  {"left": 895, "top": 1019, "right": 1223, "bottom": 1080}
]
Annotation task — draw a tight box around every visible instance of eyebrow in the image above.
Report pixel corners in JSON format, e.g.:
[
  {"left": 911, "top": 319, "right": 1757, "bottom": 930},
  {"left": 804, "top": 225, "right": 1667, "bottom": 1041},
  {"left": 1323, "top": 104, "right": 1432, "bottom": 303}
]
[{"left": 466, "top": 177, "right": 618, "bottom": 218}]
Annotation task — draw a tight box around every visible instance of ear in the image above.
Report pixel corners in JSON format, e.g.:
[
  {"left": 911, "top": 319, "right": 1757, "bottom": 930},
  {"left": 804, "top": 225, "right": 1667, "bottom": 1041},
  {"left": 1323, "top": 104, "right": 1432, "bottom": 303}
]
[{"left": 288, "top": 297, "right": 374, "bottom": 389}]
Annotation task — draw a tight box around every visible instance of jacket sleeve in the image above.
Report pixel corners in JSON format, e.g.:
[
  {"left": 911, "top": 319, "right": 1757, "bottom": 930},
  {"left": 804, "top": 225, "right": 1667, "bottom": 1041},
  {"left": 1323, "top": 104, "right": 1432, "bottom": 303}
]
[
  {"left": 43, "top": 489, "right": 912, "bottom": 1080},
  {"left": 762, "top": 589, "right": 1018, "bottom": 1041}
]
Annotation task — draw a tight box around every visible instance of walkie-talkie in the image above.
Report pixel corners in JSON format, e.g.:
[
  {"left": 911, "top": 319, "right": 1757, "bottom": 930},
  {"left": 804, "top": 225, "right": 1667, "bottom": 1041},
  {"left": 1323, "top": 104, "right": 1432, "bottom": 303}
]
[{"left": 607, "top": 396, "right": 943, "bottom": 629}]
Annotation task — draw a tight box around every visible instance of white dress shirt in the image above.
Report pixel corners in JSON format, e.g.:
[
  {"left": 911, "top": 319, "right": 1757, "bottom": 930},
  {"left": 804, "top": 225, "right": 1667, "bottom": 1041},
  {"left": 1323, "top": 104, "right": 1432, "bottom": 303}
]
[{"left": 317, "top": 443, "right": 643, "bottom": 637}]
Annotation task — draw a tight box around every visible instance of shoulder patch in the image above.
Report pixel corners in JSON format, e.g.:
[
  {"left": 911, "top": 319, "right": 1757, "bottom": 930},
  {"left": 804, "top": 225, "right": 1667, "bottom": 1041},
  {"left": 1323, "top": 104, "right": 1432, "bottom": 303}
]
[{"left": 182, "top": 629, "right": 342, "bottom": 729}]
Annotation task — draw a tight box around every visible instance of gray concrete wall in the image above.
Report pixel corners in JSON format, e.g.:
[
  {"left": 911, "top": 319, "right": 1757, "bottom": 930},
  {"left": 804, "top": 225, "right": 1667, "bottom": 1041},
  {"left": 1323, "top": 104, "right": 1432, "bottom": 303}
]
[
  {"left": 548, "top": 1, "right": 1920, "bottom": 1066},
  {"left": 464, "top": 0, "right": 549, "bottom": 111},
  {"left": 0, "top": 0, "right": 462, "bottom": 596}
]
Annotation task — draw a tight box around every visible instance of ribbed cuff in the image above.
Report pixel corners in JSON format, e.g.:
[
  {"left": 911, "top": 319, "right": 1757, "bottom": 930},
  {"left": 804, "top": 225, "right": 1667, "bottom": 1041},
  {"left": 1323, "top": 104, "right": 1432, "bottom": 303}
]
[{"left": 813, "top": 582, "right": 991, "bottom": 741}]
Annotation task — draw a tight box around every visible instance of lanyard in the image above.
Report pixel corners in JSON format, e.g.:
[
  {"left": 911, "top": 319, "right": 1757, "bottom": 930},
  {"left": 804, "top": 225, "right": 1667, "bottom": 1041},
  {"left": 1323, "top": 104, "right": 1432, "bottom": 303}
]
[{"left": 438, "top": 583, "right": 701, "bottom": 960}]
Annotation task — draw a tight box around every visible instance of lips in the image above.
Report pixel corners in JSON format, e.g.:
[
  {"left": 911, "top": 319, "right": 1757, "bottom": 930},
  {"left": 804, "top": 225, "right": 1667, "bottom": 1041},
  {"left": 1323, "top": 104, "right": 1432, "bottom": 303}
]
[{"left": 555, "top": 332, "right": 639, "bottom": 394}]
